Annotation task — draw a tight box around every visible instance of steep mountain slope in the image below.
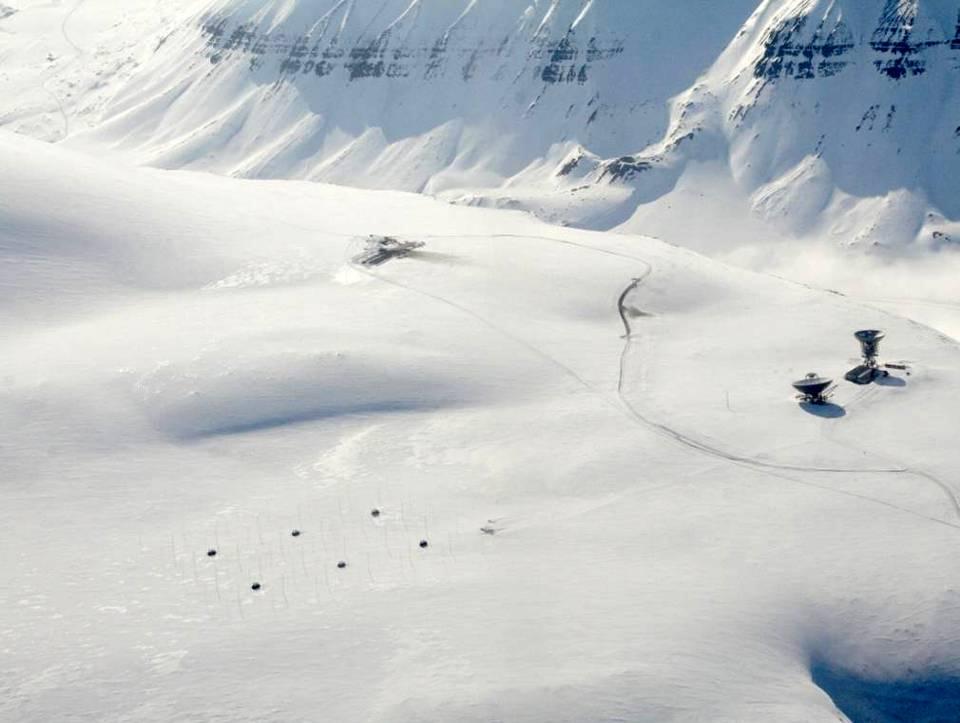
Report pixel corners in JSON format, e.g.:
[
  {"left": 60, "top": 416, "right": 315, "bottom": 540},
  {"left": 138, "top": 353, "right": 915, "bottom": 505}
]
[
  {"left": 5, "top": 129, "right": 960, "bottom": 722},
  {"left": 4, "top": 1, "right": 957, "bottom": 251},
  {"left": 517, "top": 0, "right": 960, "bottom": 251},
  {"left": 60, "top": 0, "right": 758, "bottom": 192}
]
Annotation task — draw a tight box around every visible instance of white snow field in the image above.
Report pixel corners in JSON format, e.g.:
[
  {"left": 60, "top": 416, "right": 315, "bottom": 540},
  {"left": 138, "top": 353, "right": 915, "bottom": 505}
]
[
  {"left": 4, "top": 130, "right": 960, "bottom": 722},
  {"left": 2, "top": 0, "right": 960, "bottom": 721}
]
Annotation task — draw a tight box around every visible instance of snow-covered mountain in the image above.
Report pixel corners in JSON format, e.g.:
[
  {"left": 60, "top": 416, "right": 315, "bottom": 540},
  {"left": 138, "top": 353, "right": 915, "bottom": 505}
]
[
  {"left": 600, "top": 0, "right": 960, "bottom": 251},
  {"left": 469, "top": 0, "right": 960, "bottom": 251},
  {"left": 2, "top": 1, "right": 957, "bottom": 251},
  {"left": 60, "top": 0, "right": 755, "bottom": 190},
  {"left": 5, "top": 3, "right": 960, "bottom": 721}
]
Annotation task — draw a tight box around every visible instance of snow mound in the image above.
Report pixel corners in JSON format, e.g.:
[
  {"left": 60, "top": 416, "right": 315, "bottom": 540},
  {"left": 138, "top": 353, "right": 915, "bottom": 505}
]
[{"left": 136, "top": 348, "right": 462, "bottom": 439}]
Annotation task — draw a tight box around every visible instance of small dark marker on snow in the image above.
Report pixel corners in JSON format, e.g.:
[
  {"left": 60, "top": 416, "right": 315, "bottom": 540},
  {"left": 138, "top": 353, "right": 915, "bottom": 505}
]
[
  {"left": 251, "top": 582, "right": 261, "bottom": 591},
  {"left": 291, "top": 529, "right": 301, "bottom": 537},
  {"left": 371, "top": 508, "right": 381, "bottom": 518},
  {"left": 337, "top": 561, "right": 347, "bottom": 569},
  {"left": 419, "top": 540, "right": 429, "bottom": 549},
  {"left": 207, "top": 549, "right": 217, "bottom": 557}
]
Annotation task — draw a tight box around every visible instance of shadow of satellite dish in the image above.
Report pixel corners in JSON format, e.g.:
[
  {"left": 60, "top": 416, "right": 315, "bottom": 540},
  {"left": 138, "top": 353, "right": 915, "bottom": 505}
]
[
  {"left": 799, "top": 401, "right": 846, "bottom": 418},
  {"left": 875, "top": 374, "right": 906, "bottom": 387}
]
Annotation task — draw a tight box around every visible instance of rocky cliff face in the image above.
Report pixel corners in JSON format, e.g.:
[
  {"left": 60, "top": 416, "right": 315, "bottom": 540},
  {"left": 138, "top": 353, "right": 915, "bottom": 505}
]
[
  {"left": 199, "top": 7, "right": 624, "bottom": 85},
  {"left": 74, "top": 0, "right": 758, "bottom": 191},
  {"left": 753, "top": 1, "right": 960, "bottom": 82},
  {"left": 572, "top": 0, "right": 960, "bottom": 249}
]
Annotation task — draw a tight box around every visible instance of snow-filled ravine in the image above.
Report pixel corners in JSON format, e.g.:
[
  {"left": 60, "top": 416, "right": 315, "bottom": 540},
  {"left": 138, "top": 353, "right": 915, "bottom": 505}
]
[{"left": 3, "top": 131, "right": 960, "bottom": 721}]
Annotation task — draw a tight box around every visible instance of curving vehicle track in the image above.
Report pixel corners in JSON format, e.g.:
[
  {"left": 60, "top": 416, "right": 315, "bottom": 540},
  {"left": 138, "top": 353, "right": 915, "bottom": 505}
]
[
  {"left": 348, "top": 229, "right": 960, "bottom": 529},
  {"left": 37, "top": 0, "right": 87, "bottom": 141},
  {"left": 615, "top": 269, "right": 960, "bottom": 521}
]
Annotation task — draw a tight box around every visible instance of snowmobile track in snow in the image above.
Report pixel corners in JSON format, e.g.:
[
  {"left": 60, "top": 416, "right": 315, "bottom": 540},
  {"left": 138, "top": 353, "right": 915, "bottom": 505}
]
[
  {"left": 348, "top": 230, "right": 960, "bottom": 529},
  {"left": 615, "top": 264, "right": 960, "bottom": 522}
]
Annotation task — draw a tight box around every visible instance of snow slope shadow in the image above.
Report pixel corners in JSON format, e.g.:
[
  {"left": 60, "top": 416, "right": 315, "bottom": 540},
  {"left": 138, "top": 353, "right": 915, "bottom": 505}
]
[
  {"left": 135, "top": 351, "right": 478, "bottom": 441},
  {"left": 812, "top": 661, "right": 960, "bottom": 723},
  {"left": 167, "top": 400, "right": 440, "bottom": 440}
]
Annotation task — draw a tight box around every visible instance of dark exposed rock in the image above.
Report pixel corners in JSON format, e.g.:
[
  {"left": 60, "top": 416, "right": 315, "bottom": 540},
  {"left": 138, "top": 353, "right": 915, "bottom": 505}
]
[
  {"left": 200, "top": 15, "right": 623, "bottom": 88},
  {"left": 550, "top": 35, "right": 577, "bottom": 63},
  {"left": 600, "top": 156, "right": 654, "bottom": 183},
  {"left": 754, "top": 15, "right": 854, "bottom": 81},
  {"left": 665, "top": 130, "right": 696, "bottom": 153},
  {"left": 856, "top": 105, "right": 880, "bottom": 132},
  {"left": 754, "top": 2, "right": 960, "bottom": 83},
  {"left": 346, "top": 38, "right": 390, "bottom": 80},
  {"left": 870, "top": 0, "right": 940, "bottom": 78},
  {"left": 557, "top": 154, "right": 582, "bottom": 177}
]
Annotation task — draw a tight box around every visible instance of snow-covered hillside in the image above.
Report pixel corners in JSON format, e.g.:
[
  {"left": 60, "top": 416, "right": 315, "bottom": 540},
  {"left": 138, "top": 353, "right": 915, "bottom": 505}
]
[
  {"left": 4, "top": 129, "right": 960, "bottom": 721},
  {"left": 60, "top": 0, "right": 758, "bottom": 192}
]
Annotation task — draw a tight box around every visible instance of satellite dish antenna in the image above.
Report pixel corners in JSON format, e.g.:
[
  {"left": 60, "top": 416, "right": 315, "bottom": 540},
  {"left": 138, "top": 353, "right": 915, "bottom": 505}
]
[
  {"left": 855, "top": 329, "right": 885, "bottom": 363},
  {"left": 792, "top": 373, "right": 835, "bottom": 405},
  {"left": 845, "top": 329, "right": 889, "bottom": 384}
]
